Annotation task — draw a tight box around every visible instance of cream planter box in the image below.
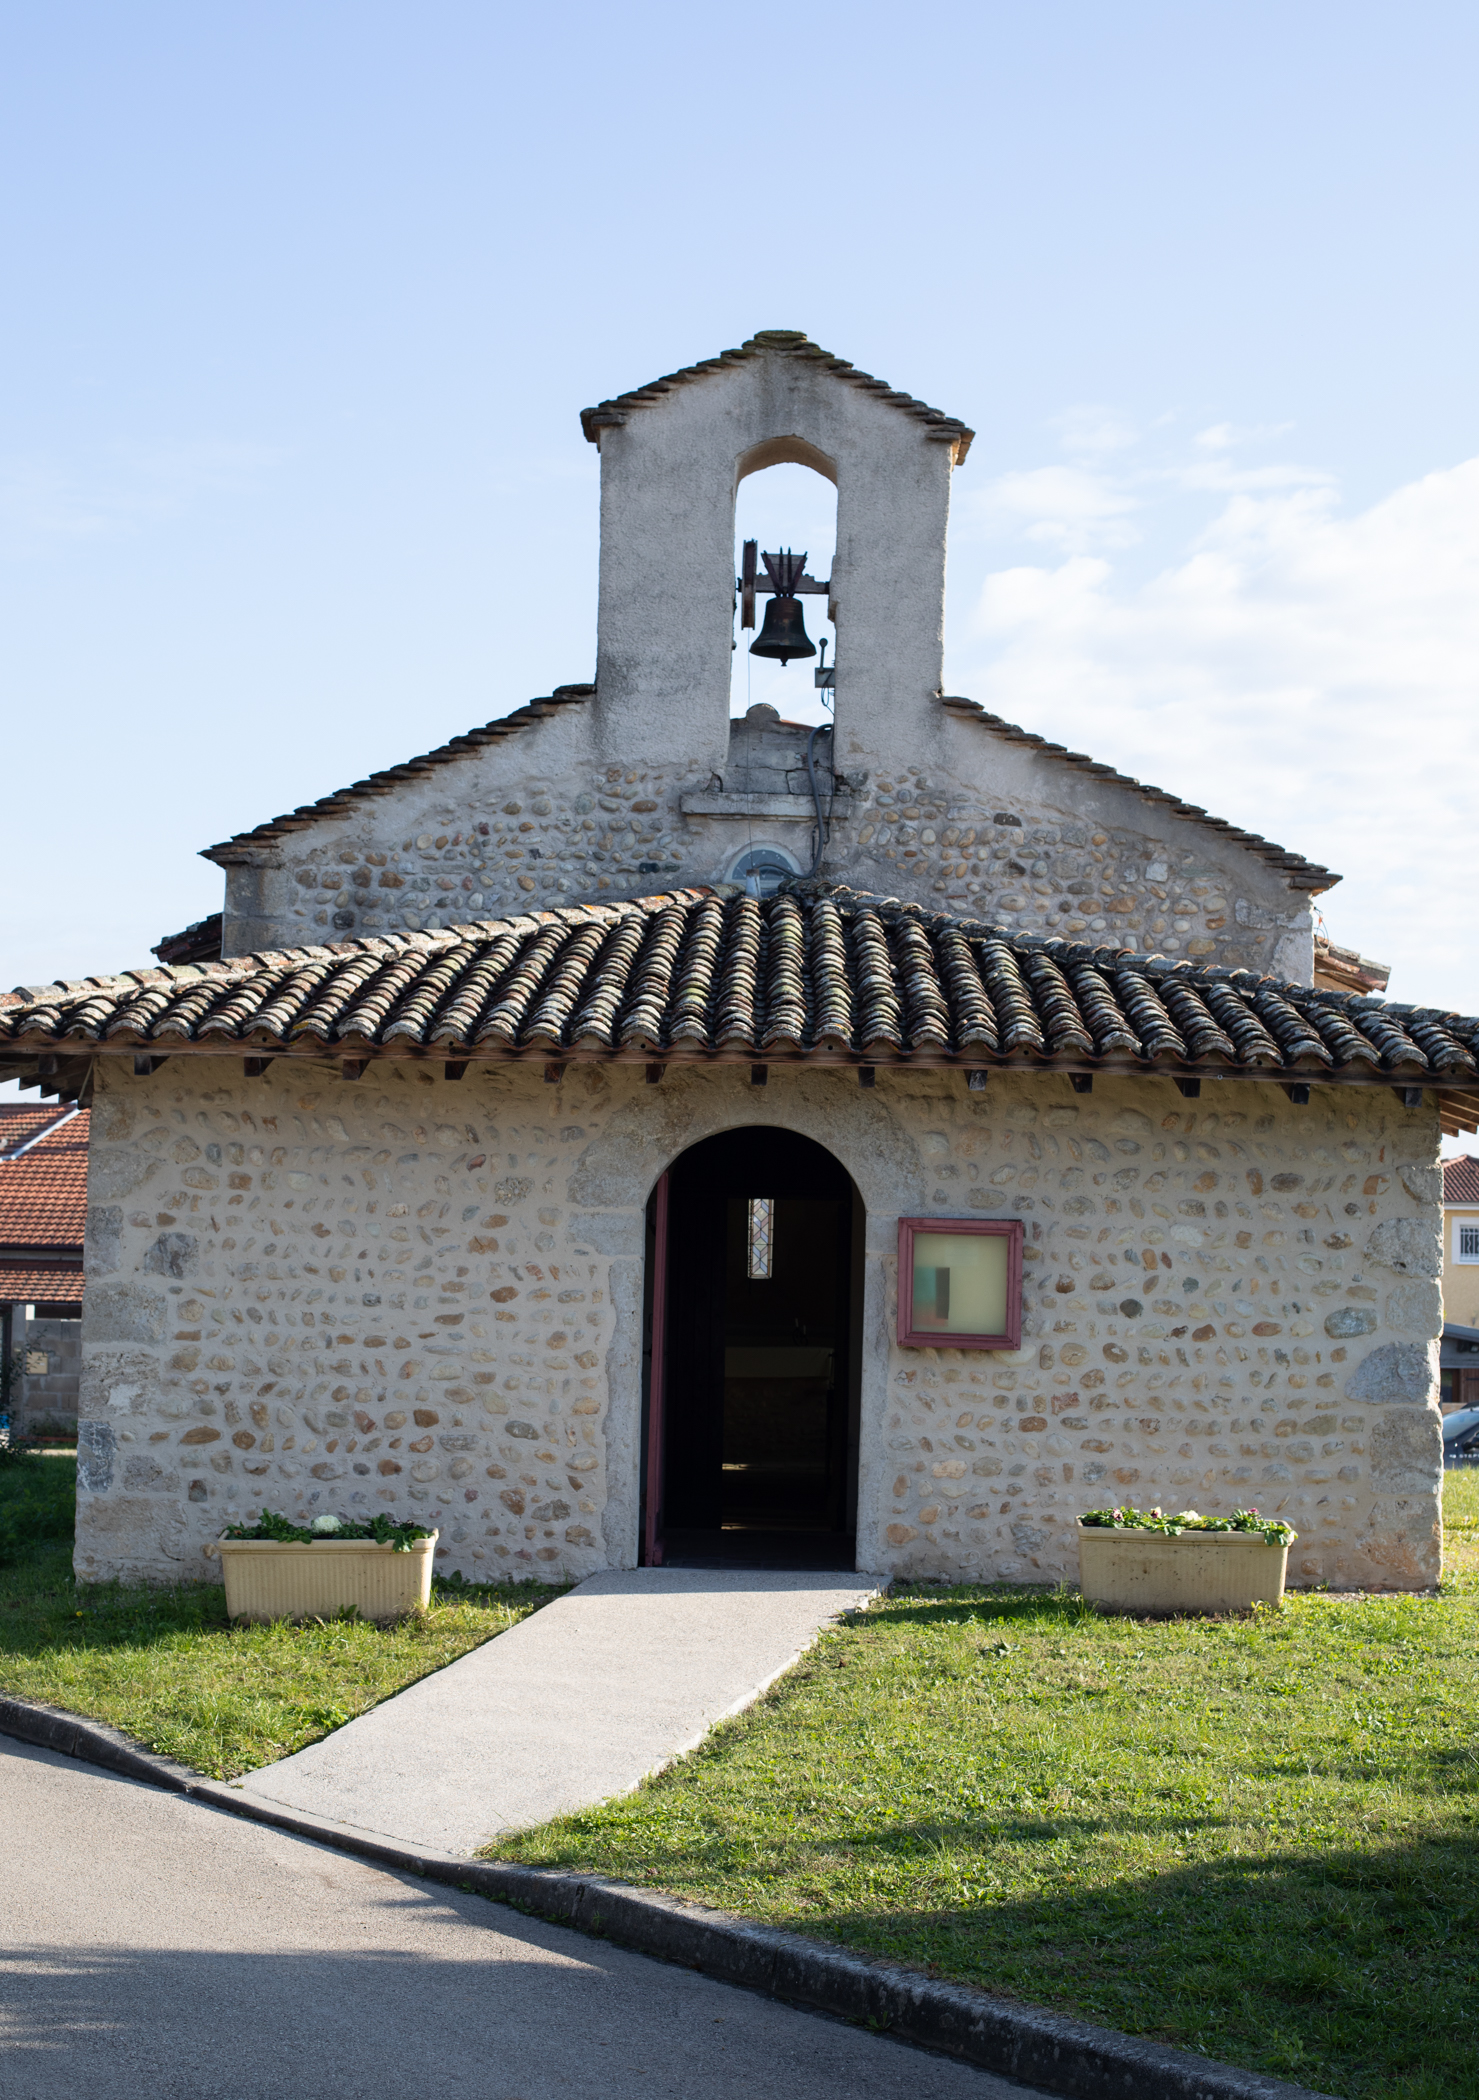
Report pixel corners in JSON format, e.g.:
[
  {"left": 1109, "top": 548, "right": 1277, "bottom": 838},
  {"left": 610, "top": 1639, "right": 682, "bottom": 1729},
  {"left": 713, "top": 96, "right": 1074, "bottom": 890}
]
[
  {"left": 1077, "top": 1525, "right": 1289, "bottom": 1613},
  {"left": 216, "top": 1536, "right": 437, "bottom": 1623}
]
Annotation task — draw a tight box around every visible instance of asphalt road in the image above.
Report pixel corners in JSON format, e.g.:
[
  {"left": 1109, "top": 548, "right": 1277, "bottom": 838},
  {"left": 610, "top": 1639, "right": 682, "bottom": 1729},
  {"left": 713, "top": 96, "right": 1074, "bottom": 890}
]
[{"left": 0, "top": 1739, "right": 1044, "bottom": 2100}]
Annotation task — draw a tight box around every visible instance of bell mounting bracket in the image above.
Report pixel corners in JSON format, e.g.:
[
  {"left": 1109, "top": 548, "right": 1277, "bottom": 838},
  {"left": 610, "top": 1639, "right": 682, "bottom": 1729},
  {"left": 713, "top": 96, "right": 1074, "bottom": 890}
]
[{"left": 738, "top": 540, "right": 831, "bottom": 629}]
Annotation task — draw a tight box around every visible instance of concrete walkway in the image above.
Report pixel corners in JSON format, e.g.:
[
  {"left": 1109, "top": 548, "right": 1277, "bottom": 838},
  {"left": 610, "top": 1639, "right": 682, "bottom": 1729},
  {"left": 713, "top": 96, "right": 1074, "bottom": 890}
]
[
  {"left": 237, "top": 1567, "right": 878, "bottom": 1857},
  {"left": 0, "top": 1737, "right": 1041, "bottom": 2100}
]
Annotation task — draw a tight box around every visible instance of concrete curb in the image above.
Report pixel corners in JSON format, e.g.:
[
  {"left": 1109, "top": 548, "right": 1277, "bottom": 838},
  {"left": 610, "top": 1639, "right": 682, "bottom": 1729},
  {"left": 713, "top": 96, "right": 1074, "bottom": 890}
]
[{"left": 0, "top": 1692, "right": 1338, "bottom": 2100}]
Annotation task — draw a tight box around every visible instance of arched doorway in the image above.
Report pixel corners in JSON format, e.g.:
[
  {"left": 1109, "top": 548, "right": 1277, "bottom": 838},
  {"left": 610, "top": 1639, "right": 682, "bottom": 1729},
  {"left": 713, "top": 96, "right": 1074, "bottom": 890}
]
[{"left": 641, "top": 1127, "right": 862, "bottom": 1570}]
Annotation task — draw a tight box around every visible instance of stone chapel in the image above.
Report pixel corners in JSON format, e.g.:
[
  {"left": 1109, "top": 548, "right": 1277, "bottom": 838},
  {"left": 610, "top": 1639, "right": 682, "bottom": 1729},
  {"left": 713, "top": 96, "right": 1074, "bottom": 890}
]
[{"left": 3, "top": 329, "right": 1473, "bottom": 1591}]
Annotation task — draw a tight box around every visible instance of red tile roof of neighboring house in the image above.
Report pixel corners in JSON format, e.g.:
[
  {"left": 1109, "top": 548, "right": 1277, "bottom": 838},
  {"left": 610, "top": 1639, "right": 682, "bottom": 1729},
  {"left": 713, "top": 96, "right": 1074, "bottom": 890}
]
[
  {"left": 0, "top": 1261, "right": 83, "bottom": 1304},
  {"left": 0, "top": 1103, "right": 76, "bottom": 1159},
  {"left": 1444, "top": 1156, "right": 1479, "bottom": 1204},
  {"left": 0, "top": 1109, "right": 88, "bottom": 1251}
]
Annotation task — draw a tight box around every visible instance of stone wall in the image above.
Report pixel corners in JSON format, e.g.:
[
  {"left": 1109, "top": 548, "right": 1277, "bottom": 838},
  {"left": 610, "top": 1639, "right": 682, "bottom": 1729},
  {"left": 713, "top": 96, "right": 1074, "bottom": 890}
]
[
  {"left": 863, "top": 1076, "right": 1443, "bottom": 1591},
  {"left": 76, "top": 1056, "right": 1441, "bottom": 1592},
  {"left": 219, "top": 703, "right": 1314, "bottom": 982},
  {"left": 76, "top": 1059, "right": 630, "bottom": 1586}
]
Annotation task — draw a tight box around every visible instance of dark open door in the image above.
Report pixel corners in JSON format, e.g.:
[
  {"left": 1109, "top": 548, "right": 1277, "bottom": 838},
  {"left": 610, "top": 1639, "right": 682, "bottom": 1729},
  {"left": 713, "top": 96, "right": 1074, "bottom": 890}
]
[{"left": 642, "top": 1126, "right": 858, "bottom": 1570}]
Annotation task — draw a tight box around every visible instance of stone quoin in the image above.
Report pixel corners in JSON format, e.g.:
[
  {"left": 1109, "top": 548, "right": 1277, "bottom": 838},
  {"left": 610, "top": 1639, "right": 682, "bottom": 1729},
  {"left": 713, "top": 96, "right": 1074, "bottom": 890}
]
[{"left": 2, "top": 328, "right": 1472, "bottom": 1590}]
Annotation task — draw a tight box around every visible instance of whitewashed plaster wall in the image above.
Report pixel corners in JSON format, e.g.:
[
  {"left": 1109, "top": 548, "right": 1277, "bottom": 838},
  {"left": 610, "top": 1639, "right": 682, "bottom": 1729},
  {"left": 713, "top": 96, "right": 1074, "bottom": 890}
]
[
  {"left": 75, "top": 1058, "right": 1441, "bottom": 1592},
  {"left": 590, "top": 338, "right": 954, "bottom": 775}
]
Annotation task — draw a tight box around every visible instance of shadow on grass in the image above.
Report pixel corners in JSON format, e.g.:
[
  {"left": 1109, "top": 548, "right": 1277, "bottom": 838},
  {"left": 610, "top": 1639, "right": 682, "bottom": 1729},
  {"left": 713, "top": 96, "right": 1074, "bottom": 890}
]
[
  {"left": 778, "top": 1833, "right": 1479, "bottom": 2096},
  {"left": 0, "top": 1539, "right": 233, "bottom": 1660}
]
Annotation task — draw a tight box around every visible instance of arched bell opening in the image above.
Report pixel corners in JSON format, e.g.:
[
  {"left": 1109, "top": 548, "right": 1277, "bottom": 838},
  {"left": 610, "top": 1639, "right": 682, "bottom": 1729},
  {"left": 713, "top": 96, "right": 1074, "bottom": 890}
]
[
  {"left": 730, "top": 458, "right": 837, "bottom": 728},
  {"left": 639, "top": 1126, "right": 864, "bottom": 1570}
]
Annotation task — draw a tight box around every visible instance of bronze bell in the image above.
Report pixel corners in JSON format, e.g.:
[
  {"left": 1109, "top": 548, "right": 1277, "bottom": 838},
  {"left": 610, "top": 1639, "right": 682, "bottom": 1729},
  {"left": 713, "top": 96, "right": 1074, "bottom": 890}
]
[{"left": 750, "top": 593, "right": 816, "bottom": 665}]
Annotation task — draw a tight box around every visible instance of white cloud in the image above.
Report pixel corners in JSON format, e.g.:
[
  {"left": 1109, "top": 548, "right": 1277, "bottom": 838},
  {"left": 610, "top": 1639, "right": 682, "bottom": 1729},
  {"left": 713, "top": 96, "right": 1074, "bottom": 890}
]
[
  {"left": 957, "top": 452, "right": 1479, "bottom": 1015},
  {"left": 972, "top": 465, "right": 1143, "bottom": 553},
  {"left": 1052, "top": 405, "right": 1142, "bottom": 459},
  {"left": 1193, "top": 420, "right": 1294, "bottom": 452}
]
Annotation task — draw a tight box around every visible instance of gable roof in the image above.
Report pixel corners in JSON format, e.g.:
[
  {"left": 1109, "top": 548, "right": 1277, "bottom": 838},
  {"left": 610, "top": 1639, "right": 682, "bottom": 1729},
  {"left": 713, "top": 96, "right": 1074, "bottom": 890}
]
[
  {"left": 0, "top": 1109, "right": 88, "bottom": 1252},
  {"left": 3, "top": 887, "right": 1476, "bottom": 1133},
  {"left": 939, "top": 697, "right": 1340, "bottom": 894},
  {"left": 201, "top": 685, "right": 595, "bottom": 863},
  {"left": 1445, "top": 1156, "right": 1479, "bottom": 1205},
  {"left": 198, "top": 679, "right": 1333, "bottom": 902},
  {"left": 580, "top": 329, "right": 974, "bottom": 460}
]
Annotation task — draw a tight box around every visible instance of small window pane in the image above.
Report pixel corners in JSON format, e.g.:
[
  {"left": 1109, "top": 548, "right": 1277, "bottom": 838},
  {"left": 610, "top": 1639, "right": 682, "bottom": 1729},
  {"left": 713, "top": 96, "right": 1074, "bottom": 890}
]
[
  {"left": 747, "top": 1197, "right": 774, "bottom": 1280},
  {"left": 1459, "top": 1224, "right": 1479, "bottom": 1263},
  {"left": 910, "top": 1230, "right": 1008, "bottom": 1336}
]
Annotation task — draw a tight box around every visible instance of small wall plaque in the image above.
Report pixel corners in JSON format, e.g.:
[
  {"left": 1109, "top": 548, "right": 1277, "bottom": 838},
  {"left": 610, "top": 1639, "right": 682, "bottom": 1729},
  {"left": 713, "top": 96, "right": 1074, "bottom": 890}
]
[{"left": 897, "top": 1217, "right": 1024, "bottom": 1350}]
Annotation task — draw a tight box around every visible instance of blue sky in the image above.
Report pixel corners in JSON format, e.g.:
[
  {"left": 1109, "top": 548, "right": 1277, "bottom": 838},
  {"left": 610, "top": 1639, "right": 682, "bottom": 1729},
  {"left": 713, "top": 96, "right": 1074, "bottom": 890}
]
[{"left": 4, "top": 2, "right": 1477, "bottom": 1028}]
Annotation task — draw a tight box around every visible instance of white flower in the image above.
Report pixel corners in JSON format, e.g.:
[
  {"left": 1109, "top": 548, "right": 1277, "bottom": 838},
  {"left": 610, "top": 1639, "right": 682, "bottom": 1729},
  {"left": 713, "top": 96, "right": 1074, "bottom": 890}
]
[{"left": 311, "top": 1513, "right": 344, "bottom": 1534}]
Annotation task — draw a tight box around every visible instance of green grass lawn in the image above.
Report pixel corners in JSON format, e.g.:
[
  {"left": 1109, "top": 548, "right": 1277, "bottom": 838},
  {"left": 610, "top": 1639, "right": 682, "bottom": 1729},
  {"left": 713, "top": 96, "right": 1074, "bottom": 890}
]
[
  {"left": 0, "top": 1452, "right": 558, "bottom": 1777},
  {"left": 495, "top": 1476, "right": 1479, "bottom": 2100}
]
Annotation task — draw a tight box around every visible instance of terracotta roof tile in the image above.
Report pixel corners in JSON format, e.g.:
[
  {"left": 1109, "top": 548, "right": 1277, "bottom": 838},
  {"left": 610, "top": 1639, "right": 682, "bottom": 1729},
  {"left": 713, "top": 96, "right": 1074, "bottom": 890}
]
[
  {"left": 4, "top": 895, "right": 1477, "bottom": 1136},
  {"left": 152, "top": 913, "right": 223, "bottom": 965},
  {"left": 1444, "top": 1156, "right": 1479, "bottom": 1204},
  {"left": 0, "top": 1110, "right": 88, "bottom": 1251},
  {"left": 0, "top": 1261, "right": 83, "bottom": 1304},
  {"left": 0, "top": 1104, "right": 76, "bottom": 1159}
]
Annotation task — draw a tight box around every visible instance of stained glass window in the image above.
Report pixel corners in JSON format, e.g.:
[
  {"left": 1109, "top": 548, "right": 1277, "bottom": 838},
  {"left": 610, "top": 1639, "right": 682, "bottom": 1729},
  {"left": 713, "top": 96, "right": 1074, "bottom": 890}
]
[{"left": 747, "top": 1196, "right": 774, "bottom": 1279}]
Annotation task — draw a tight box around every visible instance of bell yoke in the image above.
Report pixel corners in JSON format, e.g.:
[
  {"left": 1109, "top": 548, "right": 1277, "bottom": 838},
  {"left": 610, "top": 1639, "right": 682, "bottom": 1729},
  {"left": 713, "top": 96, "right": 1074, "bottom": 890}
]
[{"left": 738, "top": 540, "right": 826, "bottom": 666}]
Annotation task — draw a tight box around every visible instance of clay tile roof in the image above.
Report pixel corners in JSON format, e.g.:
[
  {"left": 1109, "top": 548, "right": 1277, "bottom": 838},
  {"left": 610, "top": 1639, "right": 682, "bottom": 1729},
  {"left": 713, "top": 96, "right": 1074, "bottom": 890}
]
[
  {"left": 4, "top": 892, "right": 1478, "bottom": 1131},
  {"left": 153, "top": 913, "right": 223, "bottom": 966},
  {"left": 1313, "top": 933, "right": 1391, "bottom": 995},
  {"left": 936, "top": 697, "right": 1340, "bottom": 894},
  {"left": 1444, "top": 1156, "right": 1479, "bottom": 1204},
  {"left": 0, "top": 1109, "right": 89, "bottom": 1251},
  {"left": 0, "top": 1103, "right": 76, "bottom": 1159},
  {"left": 0, "top": 1261, "right": 83, "bottom": 1304},
  {"left": 580, "top": 330, "right": 975, "bottom": 460},
  {"left": 200, "top": 685, "right": 596, "bottom": 862}
]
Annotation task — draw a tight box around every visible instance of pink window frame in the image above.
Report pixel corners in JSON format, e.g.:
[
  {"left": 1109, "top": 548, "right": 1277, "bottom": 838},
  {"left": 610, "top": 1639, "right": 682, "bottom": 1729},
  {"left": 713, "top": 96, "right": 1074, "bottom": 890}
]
[{"left": 897, "top": 1216, "right": 1025, "bottom": 1350}]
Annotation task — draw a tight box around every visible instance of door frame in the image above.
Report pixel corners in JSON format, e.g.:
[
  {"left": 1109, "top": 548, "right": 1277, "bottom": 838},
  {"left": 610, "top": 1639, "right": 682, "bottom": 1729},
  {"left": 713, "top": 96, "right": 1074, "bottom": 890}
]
[{"left": 641, "top": 1168, "right": 670, "bottom": 1566}]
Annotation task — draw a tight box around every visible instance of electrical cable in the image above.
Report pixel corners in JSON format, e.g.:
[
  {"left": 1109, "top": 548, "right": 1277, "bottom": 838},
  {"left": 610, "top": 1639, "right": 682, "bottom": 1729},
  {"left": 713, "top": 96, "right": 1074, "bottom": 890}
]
[{"left": 805, "top": 719, "right": 834, "bottom": 878}]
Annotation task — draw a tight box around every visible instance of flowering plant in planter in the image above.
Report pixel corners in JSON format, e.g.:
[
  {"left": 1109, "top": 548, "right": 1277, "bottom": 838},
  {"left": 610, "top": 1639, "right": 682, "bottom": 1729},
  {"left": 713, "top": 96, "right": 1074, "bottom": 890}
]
[
  {"left": 221, "top": 1508, "right": 435, "bottom": 1551},
  {"left": 1076, "top": 1504, "right": 1295, "bottom": 1612},
  {"left": 214, "top": 1508, "right": 438, "bottom": 1622},
  {"left": 1079, "top": 1504, "right": 1296, "bottom": 1548}
]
